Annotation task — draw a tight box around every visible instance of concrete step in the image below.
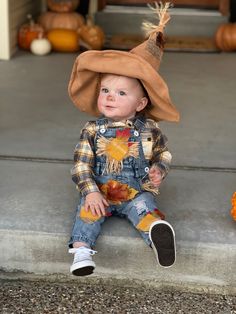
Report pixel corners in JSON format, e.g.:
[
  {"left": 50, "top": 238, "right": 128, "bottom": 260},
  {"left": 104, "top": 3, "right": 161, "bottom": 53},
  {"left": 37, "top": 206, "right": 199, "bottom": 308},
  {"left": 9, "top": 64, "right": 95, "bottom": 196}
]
[
  {"left": 1, "top": 52, "right": 236, "bottom": 293},
  {"left": 95, "top": 6, "right": 228, "bottom": 37},
  {"left": 0, "top": 159, "right": 235, "bottom": 293}
]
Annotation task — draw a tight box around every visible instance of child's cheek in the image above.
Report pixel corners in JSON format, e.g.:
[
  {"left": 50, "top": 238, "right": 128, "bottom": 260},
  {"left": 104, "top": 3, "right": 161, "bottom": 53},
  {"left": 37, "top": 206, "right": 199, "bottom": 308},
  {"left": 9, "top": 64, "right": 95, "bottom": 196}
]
[{"left": 97, "top": 95, "right": 104, "bottom": 109}]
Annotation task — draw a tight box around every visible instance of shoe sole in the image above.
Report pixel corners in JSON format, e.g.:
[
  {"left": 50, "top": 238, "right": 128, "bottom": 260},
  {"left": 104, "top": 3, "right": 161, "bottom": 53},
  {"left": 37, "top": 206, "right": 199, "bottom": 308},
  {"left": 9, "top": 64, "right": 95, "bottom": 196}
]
[
  {"left": 72, "top": 266, "right": 94, "bottom": 276},
  {"left": 149, "top": 221, "right": 176, "bottom": 268},
  {"left": 70, "top": 261, "right": 95, "bottom": 276}
]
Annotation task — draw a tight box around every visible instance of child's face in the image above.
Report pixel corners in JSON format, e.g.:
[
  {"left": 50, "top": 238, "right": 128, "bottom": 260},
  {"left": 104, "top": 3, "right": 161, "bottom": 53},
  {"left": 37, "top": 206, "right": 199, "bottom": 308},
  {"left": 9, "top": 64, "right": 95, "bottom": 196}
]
[{"left": 97, "top": 74, "right": 148, "bottom": 121}]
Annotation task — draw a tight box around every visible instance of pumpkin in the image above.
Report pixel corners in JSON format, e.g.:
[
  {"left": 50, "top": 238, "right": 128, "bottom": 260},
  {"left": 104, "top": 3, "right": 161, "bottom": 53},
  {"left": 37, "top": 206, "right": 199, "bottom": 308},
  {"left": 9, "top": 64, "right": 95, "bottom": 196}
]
[
  {"left": 47, "top": 0, "right": 79, "bottom": 13},
  {"left": 38, "top": 12, "right": 84, "bottom": 32},
  {"left": 231, "top": 192, "right": 236, "bottom": 221},
  {"left": 47, "top": 29, "right": 79, "bottom": 52},
  {"left": 30, "top": 36, "right": 52, "bottom": 55},
  {"left": 215, "top": 23, "right": 236, "bottom": 52},
  {"left": 77, "top": 16, "right": 105, "bottom": 50},
  {"left": 18, "top": 14, "right": 45, "bottom": 50}
]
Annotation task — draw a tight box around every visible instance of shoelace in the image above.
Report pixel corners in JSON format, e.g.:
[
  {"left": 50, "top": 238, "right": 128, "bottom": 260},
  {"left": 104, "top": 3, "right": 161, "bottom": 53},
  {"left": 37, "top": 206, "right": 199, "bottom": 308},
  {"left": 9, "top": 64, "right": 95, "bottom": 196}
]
[{"left": 69, "top": 247, "right": 97, "bottom": 256}]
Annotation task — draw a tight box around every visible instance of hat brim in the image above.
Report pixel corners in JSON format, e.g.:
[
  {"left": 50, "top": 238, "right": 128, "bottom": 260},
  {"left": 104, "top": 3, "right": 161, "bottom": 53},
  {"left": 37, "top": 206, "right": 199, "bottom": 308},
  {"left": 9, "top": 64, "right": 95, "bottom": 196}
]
[{"left": 68, "top": 50, "right": 180, "bottom": 122}]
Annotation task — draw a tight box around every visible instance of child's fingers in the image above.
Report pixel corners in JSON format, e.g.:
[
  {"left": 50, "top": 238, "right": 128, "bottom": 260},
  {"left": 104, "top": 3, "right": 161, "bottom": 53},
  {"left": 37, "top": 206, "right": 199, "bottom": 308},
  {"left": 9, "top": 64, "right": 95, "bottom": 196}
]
[
  {"left": 150, "top": 167, "right": 162, "bottom": 175},
  {"left": 85, "top": 196, "right": 108, "bottom": 217},
  {"left": 102, "top": 198, "right": 109, "bottom": 207},
  {"left": 150, "top": 175, "right": 162, "bottom": 185},
  {"left": 149, "top": 172, "right": 156, "bottom": 178},
  {"left": 94, "top": 206, "right": 102, "bottom": 217},
  {"left": 97, "top": 201, "right": 106, "bottom": 216},
  {"left": 149, "top": 168, "right": 161, "bottom": 175},
  {"left": 99, "top": 206, "right": 106, "bottom": 216},
  {"left": 152, "top": 177, "right": 162, "bottom": 182},
  {"left": 149, "top": 167, "right": 155, "bottom": 173},
  {"left": 149, "top": 174, "right": 157, "bottom": 180},
  {"left": 84, "top": 203, "right": 89, "bottom": 212},
  {"left": 151, "top": 179, "right": 162, "bottom": 187},
  {"left": 149, "top": 169, "right": 158, "bottom": 176},
  {"left": 90, "top": 202, "right": 106, "bottom": 217},
  {"left": 149, "top": 174, "right": 162, "bottom": 181},
  {"left": 89, "top": 204, "right": 97, "bottom": 216},
  {"left": 98, "top": 202, "right": 105, "bottom": 214}
]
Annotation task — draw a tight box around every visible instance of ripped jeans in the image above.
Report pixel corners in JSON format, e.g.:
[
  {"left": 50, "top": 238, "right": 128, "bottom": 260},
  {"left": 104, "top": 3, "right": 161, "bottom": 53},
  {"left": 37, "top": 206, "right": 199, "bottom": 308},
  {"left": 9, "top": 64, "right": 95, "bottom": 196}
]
[{"left": 68, "top": 192, "right": 163, "bottom": 248}]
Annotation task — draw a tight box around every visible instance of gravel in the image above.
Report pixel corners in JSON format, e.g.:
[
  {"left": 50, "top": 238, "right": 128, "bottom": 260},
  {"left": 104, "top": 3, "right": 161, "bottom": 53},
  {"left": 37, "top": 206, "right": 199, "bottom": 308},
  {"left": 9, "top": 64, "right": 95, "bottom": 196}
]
[{"left": 0, "top": 279, "right": 235, "bottom": 314}]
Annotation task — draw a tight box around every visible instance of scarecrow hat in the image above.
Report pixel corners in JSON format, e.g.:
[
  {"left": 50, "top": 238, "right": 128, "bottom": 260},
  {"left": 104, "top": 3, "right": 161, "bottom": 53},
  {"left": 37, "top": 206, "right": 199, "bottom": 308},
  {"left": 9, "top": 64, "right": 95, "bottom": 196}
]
[{"left": 68, "top": 2, "right": 180, "bottom": 122}]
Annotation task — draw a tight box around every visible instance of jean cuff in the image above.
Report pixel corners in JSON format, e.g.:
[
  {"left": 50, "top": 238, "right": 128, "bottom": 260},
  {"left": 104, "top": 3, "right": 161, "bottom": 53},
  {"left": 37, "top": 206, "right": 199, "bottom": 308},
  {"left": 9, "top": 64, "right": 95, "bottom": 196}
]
[{"left": 68, "top": 235, "right": 95, "bottom": 249}]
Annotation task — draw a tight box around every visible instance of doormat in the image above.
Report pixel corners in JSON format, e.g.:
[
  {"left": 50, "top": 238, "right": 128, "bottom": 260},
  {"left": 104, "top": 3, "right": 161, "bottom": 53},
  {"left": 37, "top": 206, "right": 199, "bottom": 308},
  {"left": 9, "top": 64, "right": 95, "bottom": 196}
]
[
  {"left": 165, "top": 36, "right": 219, "bottom": 52},
  {"left": 105, "top": 34, "right": 219, "bottom": 53}
]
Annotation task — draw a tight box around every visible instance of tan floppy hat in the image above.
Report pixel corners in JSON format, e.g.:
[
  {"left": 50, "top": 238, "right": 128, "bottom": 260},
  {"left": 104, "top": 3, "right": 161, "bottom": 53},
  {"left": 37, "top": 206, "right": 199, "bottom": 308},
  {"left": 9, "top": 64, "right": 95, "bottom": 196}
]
[{"left": 68, "top": 3, "right": 180, "bottom": 122}]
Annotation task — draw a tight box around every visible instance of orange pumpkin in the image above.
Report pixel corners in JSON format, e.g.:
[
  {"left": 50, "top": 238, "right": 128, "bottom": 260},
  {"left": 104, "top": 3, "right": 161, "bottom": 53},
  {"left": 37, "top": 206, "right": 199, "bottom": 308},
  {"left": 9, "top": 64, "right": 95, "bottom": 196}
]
[
  {"left": 18, "top": 14, "right": 45, "bottom": 50},
  {"left": 77, "top": 16, "right": 105, "bottom": 50},
  {"left": 38, "top": 12, "right": 84, "bottom": 32},
  {"left": 47, "top": 29, "right": 79, "bottom": 52},
  {"left": 47, "top": 0, "right": 79, "bottom": 13},
  {"left": 231, "top": 192, "right": 236, "bottom": 221},
  {"left": 215, "top": 23, "right": 236, "bottom": 52}
]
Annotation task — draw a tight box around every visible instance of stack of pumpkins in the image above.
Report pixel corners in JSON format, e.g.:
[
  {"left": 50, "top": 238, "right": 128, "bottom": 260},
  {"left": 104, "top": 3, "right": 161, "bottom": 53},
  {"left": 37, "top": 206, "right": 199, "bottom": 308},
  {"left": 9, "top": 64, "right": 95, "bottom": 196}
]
[
  {"left": 39, "top": 0, "right": 83, "bottom": 53},
  {"left": 39, "top": 0, "right": 105, "bottom": 52},
  {"left": 18, "top": 0, "right": 105, "bottom": 55}
]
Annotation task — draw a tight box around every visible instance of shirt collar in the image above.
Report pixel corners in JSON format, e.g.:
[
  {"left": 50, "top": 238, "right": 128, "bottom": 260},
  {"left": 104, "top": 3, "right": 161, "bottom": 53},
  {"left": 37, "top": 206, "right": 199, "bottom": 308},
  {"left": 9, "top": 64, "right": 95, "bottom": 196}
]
[{"left": 104, "top": 114, "right": 145, "bottom": 128}]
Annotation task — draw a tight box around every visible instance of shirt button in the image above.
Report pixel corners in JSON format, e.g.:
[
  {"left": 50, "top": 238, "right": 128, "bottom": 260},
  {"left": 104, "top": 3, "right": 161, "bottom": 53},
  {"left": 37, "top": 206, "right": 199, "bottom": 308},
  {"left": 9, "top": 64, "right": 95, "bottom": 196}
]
[
  {"left": 145, "top": 167, "right": 149, "bottom": 173},
  {"left": 134, "top": 130, "right": 139, "bottom": 137},
  {"left": 100, "top": 128, "right": 106, "bottom": 134}
]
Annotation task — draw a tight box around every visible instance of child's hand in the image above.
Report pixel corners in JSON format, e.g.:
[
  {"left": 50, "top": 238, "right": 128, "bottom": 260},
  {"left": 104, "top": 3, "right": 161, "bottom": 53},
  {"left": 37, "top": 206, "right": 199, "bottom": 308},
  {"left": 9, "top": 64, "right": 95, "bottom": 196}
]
[
  {"left": 85, "top": 192, "right": 109, "bottom": 217},
  {"left": 149, "top": 166, "right": 163, "bottom": 187}
]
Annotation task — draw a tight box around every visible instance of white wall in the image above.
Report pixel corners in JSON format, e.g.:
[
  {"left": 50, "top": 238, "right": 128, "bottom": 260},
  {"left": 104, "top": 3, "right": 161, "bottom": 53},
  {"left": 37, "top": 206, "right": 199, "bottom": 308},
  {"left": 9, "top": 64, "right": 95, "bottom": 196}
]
[{"left": 0, "top": 0, "right": 43, "bottom": 60}]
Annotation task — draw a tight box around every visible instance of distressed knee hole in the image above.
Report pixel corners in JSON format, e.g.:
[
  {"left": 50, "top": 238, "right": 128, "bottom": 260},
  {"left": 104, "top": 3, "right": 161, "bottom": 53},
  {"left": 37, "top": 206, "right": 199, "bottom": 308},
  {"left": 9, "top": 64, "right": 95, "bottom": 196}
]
[{"left": 134, "top": 199, "right": 149, "bottom": 216}]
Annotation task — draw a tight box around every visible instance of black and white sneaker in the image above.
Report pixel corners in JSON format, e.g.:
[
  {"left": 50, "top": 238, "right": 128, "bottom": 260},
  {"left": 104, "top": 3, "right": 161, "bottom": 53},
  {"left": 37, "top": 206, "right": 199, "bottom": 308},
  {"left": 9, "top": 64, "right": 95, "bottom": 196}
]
[
  {"left": 69, "top": 247, "right": 97, "bottom": 276},
  {"left": 149, "top": 220, "right": 176, "bottom": 267}
]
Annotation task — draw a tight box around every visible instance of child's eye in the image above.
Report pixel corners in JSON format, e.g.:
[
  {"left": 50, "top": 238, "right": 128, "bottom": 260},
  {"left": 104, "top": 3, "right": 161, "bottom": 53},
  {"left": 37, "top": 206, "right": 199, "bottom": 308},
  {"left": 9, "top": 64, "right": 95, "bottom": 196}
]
[
  {"left": 101, "top": 88, "right": 109, "bottom": 93},
  {"left": 119, "top": 91, "right": 126, "bottom": 96}
]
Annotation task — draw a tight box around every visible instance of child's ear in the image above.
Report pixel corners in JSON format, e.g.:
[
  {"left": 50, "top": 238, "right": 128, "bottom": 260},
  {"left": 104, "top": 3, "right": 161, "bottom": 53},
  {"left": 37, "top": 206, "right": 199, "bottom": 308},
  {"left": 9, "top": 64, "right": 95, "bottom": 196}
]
[{"left": 136, "top": 97, "right": 148, "bottom": 112}]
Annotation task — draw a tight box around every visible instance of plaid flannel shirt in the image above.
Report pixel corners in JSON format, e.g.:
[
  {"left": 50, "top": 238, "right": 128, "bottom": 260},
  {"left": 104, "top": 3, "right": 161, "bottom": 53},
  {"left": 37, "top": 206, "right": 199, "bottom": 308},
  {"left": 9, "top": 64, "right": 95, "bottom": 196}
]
[{"left": 71, "top": 116, "right": 172, "bottom": 196}]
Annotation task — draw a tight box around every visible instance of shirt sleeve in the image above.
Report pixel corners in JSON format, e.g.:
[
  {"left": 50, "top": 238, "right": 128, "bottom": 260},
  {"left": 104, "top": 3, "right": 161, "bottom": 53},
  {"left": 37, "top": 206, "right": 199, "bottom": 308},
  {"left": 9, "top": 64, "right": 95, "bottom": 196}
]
[
  {"left": 70, "top": 122, "right": 100, "bottom": 196},
  {"left": 150, "top": 127, "right": 172, "bottom": 179}
]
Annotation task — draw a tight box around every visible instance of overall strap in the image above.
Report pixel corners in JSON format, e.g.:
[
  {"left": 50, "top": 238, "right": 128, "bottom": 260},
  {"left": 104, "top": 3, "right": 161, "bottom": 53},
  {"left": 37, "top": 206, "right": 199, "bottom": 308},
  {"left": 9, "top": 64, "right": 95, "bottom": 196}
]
[
  {"left": 96, "top": 116, "right": 108, "bottom": 127},
  {"left": 134, "top": 116, "right": 150, "bottom": 180},
  {"left": 95, "top": 116, "right": 108, "bottom": 130},
  {"left": 133, "top": 115, "right": 146, "bottom": 131}
]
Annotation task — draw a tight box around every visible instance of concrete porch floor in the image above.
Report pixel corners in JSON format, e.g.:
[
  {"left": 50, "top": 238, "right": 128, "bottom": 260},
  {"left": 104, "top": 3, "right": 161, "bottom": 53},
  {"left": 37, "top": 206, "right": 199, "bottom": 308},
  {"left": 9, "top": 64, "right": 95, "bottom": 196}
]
[{"left": 0, "top": 51, "right": 235, "bottom": 293}]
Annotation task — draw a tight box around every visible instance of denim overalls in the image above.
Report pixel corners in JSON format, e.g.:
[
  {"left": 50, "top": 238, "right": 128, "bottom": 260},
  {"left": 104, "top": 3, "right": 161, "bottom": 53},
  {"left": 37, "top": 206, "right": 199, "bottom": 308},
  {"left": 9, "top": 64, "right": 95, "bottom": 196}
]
[{"left": 69, "top": 116, "right": 161, "bottom": 248}]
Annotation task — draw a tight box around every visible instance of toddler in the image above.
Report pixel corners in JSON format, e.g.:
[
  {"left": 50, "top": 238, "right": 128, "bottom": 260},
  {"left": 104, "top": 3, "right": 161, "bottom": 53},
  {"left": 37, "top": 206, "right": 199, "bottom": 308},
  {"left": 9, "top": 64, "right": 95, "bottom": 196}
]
[{"left": 68, "top": 3, "right": 180, "bottom": 276}]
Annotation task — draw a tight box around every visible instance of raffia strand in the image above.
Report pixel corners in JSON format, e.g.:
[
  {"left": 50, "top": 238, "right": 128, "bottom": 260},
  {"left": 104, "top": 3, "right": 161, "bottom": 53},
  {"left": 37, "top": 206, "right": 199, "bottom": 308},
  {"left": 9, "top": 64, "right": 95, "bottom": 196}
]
[{"left": 142, "top": 2, "right": 172, "bottom": 37}]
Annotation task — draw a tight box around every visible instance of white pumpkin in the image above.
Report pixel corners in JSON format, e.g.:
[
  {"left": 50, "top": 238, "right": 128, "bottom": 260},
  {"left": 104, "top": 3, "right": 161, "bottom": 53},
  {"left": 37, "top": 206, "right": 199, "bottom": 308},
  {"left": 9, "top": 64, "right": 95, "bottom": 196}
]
[{"left": 30, "top": 38, "right": 52, "bottom": 56}]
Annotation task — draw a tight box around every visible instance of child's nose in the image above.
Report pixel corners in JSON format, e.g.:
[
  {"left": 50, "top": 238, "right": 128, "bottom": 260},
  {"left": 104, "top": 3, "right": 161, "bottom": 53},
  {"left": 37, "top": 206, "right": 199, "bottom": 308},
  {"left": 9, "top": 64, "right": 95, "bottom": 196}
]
[{"left": 107, "top": 92, "right": 115, "bottom": 101}]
